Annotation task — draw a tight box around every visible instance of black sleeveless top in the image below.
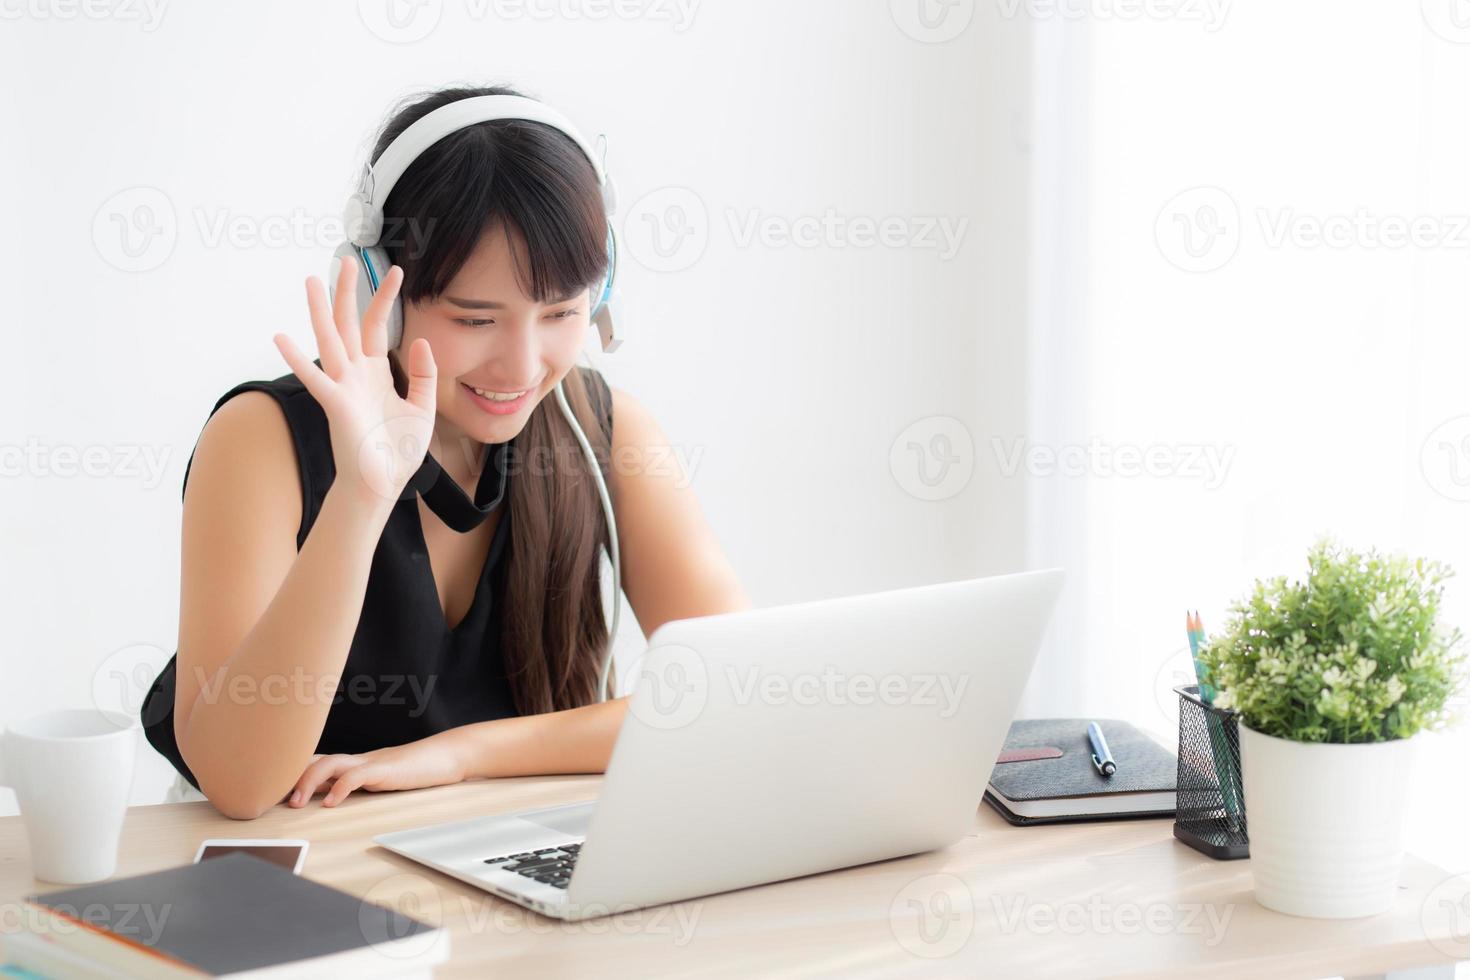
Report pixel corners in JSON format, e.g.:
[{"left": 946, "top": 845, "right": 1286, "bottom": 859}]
[{"left": 140, "top": 366, "right": 614, "bottom": 790}]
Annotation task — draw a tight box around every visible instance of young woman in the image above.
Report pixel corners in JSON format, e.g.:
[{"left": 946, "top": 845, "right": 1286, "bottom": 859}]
[{"left": 139, "top": 84, "right": 750, "bottom": 820}]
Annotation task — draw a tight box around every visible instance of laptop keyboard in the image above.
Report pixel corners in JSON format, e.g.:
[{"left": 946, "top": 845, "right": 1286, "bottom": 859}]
[{"left": 482, "top": 842, "right": 582, "bottom": 889}]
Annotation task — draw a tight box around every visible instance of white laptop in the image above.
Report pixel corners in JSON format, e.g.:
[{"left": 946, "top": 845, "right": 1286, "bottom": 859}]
[{"left": 373, "top": 569, "right": 1063, "bottom": 921}]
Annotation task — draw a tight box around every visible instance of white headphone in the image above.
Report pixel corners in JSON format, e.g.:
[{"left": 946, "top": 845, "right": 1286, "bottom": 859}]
[
  {"left": 329, "top": 94, "right": 624, "bottom": 702},
  {"left": 331, "top": 94, "right": 622, "bottom": 353}
]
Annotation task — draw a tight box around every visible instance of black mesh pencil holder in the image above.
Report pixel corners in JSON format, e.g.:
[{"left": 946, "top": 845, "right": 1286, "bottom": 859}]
[{"left": 1172, "top": 683, "right": 1249, "bottom": 860}]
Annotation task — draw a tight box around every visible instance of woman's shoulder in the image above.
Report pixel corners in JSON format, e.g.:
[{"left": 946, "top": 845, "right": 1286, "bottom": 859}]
[
  {"left": 184, "top": 369, "right": 332, "bottom": 543},
  {"left": 210, "top": 368, "right": 323, "bottom": 427},
  {"left": 195, "top": 369, "right": 328, "bottom": 469}
]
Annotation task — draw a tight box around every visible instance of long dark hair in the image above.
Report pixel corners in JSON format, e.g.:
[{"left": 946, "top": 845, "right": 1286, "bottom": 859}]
[{"left": 373, "top": 83, "right": 614, "bottom": 714}]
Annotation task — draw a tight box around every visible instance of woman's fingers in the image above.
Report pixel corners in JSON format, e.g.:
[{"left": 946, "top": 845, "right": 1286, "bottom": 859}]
[
  {"left": 403, "top": 337, "right": 437, "bottom": 414},
  {"left": 332, "top": 256, "right": 363, "bottom": 360},
  {"left": 360, "top": 264, "right": 403, "bottom": 359},
  {"left": 273, "top": 333, "right": 334, "bottom": 406},
  {"left": 304, "top": 275, "right": 347, "bottom": 377},
  {"left": 322, "top": 764, "right": 374, "bottom": 806},
  {"left": 289, "top": 754, "right": 359, "bottom": 806}
]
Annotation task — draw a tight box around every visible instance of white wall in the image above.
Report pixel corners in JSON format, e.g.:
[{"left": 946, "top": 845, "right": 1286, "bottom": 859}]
[
  {"left": 0, "top": 2, "right": 1033, "bottom": 810},
  {"left": 1024, "top": 0, "right": 1470, "bottom": 876}
]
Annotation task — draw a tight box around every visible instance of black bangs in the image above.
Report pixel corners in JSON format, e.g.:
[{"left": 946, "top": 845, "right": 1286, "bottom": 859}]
[{"left": 371, "top": 85, "right": 609, "bottom": 310}]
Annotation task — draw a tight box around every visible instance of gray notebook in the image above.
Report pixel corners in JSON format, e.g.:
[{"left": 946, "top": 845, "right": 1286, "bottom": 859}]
[
  {"left": 985, "top": 718, "right": 1177, "bottom": 825},
  {"left": 21, "top": 851, "right": 447, "bottom": 977}
]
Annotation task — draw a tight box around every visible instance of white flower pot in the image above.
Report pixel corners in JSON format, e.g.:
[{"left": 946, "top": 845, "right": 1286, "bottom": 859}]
[{"left": 1239, "top": 724, "right": 1419, "bottom": 918}]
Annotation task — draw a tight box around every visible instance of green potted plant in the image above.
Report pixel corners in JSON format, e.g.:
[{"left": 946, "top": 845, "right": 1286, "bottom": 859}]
[{"left": 1199, "top": 539, "right": 1466, "bottom": 918}]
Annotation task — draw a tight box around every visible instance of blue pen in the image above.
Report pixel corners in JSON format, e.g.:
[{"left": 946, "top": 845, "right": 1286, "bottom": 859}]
[{"left": 1087, "top": 721, "right": 1116, "bottom": 777}]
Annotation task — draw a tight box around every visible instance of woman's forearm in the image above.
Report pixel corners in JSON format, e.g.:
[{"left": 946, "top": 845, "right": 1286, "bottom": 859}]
[
  {"left": 448, "top": 696, "right": 632, "bottom": 779},
  {"left": 179, "top": 483, "right": 394, "bottom": 818}
]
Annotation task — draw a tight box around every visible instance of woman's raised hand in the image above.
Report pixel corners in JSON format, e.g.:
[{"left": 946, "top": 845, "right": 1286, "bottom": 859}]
[{"left": 273, "top": 259, "right": 438, "bottom": 509}]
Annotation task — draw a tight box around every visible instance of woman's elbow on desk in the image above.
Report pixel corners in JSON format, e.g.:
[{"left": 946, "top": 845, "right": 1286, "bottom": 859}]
[
  {"left": 193, "top": 779, "right": 288, "bottom": 821},
  {"left": 194, "top": 767, "right": 298, "bottom": 821},
  {"left": 178, "top": 729, "right": 300, "bottom": 821}
]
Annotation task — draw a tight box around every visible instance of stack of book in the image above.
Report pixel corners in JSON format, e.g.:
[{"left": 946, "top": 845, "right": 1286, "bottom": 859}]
[{"left": 0, "top": 852, "right": 448, "bottom": 978}]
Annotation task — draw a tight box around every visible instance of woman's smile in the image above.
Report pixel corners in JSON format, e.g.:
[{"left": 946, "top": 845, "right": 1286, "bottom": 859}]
[{"left": 460, "top": 380, "right": 537, "bottom": 415}]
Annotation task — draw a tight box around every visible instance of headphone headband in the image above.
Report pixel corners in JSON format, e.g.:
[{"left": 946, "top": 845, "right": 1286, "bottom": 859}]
[
  {"left": 344, "top": 94, "right": 617, "bottom": 247},
  {"left": 332, "top": 92, "right": 623, "bottom": 354}
]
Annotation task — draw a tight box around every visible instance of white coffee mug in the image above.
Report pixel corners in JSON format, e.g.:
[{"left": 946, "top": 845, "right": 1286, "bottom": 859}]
[{"left": 0, "top": 708, "right": 139, "bottom": 883}]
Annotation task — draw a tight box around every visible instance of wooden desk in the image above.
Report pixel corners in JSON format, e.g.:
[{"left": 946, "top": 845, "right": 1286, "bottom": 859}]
[{"left": 2, "top": 778, "right": 1466, "bottom": 979}]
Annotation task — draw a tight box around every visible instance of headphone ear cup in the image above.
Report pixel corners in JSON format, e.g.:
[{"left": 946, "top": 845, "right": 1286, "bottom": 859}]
[
  {"left": 591, "top": 225, "right": 617, "bottom": 318},
  {"left": 590, "top": 272, "right": 612, "bottom": 318},
  {"left": 329, "top": 242, "right": 403, "bottom": 350},
  {"left": 362, "top": 245, "right": 403, "bottom": 350}
]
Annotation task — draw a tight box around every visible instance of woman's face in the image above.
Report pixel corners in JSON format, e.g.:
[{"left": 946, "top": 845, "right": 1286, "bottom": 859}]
[{"left": 398, "top": 222, "right": 590, "bottom": 450}]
